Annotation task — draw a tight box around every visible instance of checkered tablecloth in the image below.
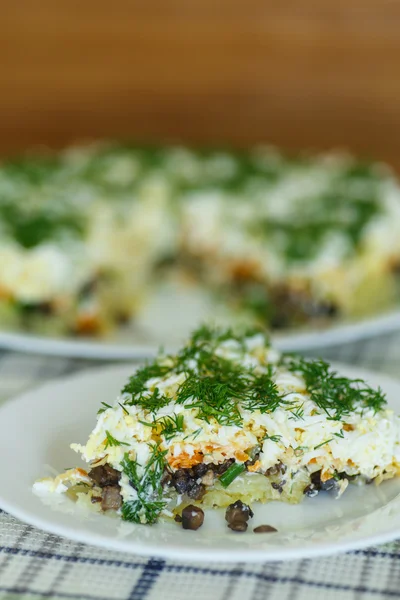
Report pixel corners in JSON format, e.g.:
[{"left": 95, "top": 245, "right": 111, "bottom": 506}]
[{"left": 1, "top": 333, "right": 400, "bottom": 600}]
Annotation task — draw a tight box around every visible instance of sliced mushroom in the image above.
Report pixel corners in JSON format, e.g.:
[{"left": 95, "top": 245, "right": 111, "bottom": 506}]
[
  {"left": 253, "top": 525, "right": 277, "bottom": 533},
  {"left": 89, "top": 464, "right": 121, "bottom": 487},
  {"left": 101, "top": 485, "right": 122, "bottom": 511},
  {"left": 228, "top": 521, "right": 248, "bottom": 532}
]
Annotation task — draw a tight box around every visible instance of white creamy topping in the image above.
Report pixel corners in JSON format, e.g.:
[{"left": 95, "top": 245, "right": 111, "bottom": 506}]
[
  {"left": 69, "top": 335, "right": 400, "bottom": 484},
  {"left": 0, "top": 243, "right": 91, "bottom": 303}
]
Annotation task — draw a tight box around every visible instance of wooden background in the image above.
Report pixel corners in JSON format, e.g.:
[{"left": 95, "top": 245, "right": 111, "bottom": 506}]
[{"left": 1, "top": 1, "right": 400, "bottom": 167}]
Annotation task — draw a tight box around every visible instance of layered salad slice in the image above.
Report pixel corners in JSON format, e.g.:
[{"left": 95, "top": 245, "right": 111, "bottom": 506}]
[{"left": 34, "top": 326, "right": 400, "bottom": 531}]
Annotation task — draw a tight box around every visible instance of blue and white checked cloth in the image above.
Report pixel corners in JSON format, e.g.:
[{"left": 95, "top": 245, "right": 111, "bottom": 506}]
[{"left": 1, "top": 332, "right": 400, "bottom": 600}]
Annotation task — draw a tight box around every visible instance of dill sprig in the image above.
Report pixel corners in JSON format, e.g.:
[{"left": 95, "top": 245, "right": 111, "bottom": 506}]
[
  {"left": 173, "top": 324, "right": 268, "bottom": 372},
  {"left": 122, "top": 363, "right": 171, "bottom": 401},
  {"left": 172, "top": 326, "right": 278, "bottom": 425},
  {"left": 125, "top": 388, "right": 171, "bottom": 414},
  {"left": 97, "top": 402, "right": 112, "bottom": 415},
  {"left": 121, "top": 325, "right": 272, "bottom": 427},
  {"left": 264, "top": 433, "right": 282, "bottom": 443},
  {"left": 120, "top": 444, "right": 168, "bottom": 524},
  {"left": 119, "top": 326, "right": 386, "bottom": 428},
  {"left": 141, "top": 414, "right": 185, "bottom": 441},
  {"left": 314, "top": 439, "right": 334, "bottom": 450},
  {"left": 242, "top": 369, "right": 281, "bottom": 414},
  {"left": 104, "top": 431, "right": 130, "bottom": 449},
  {"left": 118, "top": 402, "right": 129, "bottom": 415},
  {"left": 174, "top": 352, "right": 246, "bottom": 426},
  {"left": 334, "top": 429, "right": 345, "bottom": 439},
  {"left": 282, "top": 356, "right": 387, "bottom": 420}
]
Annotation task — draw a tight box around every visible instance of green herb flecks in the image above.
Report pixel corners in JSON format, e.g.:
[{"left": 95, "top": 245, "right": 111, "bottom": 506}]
[
  {"left": 174, "top": 324, "right": 269, "bottom": 370},
  {"left": 141, "top": 414, "right": 185, "bottom": 441},
  {"left": 122, "top": 363, "right": 171, "bottom": 400},
  {"left": 118, "top": 402, "right": 129, "bottom": 415},
  {"left": 97, "top": 402, "right": 112, "bottom": 415},
  {"left": 173, "top": 326, "right": 279, "bottom": 426},
  {"left": 104, "top": 431, "right": 130, "bottom": 449},
  {"left": 124, "top": 387, "right": 171, "bottom": 415},
  {"left": 0, "top": 202, "right": 85, "bottom": 249},
  {"left": 121, "top": 326, "right": 273, "bottom": 427},
  {"left": 264, "top": 433, "right": 282, "bottom": 443},
  {"left": 251, "top": 186, "right": 382, "bottom": 263},
  {"left": 334, "top": 430, "right": 345, "bottom": 439},
  {"left": 174, "top": 356, "right": 246, "bottom": 426},
  {"left": 183, "top": 427, "right": 203, "bottom": 441},
  {"left": 286, "top": 402, "right": 305, "bottom": 421},
  {"left": 120, "top": 444, "right": 168, "bottom": 524},
  {"left": 314, "top": 439, "right": 334, "bottom": 450},
  {"left": 282, "top": 356, "right": 386, "bottom": 420},
  {"left": 119, "top": 326, "right": 386, "bottom": 429}
]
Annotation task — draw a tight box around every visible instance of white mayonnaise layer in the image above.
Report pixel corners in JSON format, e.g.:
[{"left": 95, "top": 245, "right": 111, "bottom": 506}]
[{"left": 69, "top": 334, "right": 400, "bottom": 505}]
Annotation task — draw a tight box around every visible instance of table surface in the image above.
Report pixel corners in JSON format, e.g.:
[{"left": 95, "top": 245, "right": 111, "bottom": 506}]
[{"left": 1, "top": 333, "right": 400, "bottom": 600}]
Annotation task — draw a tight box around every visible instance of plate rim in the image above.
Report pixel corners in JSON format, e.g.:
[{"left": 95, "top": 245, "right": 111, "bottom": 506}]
[
  {"left": 1, "top": 308, "right": 400, "bottom": 359},
  {"left": 2, "top": 362, "right": 400, "bottom": 562}
]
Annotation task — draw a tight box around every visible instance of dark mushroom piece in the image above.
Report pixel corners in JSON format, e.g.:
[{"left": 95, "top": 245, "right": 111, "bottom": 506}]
[
  {"left": 174, "top": 514, "right": 183, "bottom": 523},
  {"left": 160, "top": 470, "right": 172, "bottom": 488},
  {"left": 171, "top": 469, "right": 206, "bottom": 500},
  {"left": 212, "top": 458, "right": 235, "bottom": 475},
  {"left": 225, "top": 500, "right": 253, "bottom": 532},
  {"left": 191, "top": 463, "right": 209, "bottom": 478},
  {"left": 304, "top": 470, "right": 338, "bottom": 497},
  {"left": 228, "top": 521, "right": 248, "bottom": 532},
  {"left": 181, "top": 505, "right": 204, "bottom": 530},
  {"left": 253, "top": 525, "right": 277, "bottom": 533},
  {"left": 271, "top": 481, "right": 285, "bottom": 493},
  {"left": 89, "top": 464, "right": 121, "bottom": 487},
  {"left": 187, "top": 482, "right": 206, "bottom": 501},
  {"left": 304, "top": 484, "right": 319, "bottom": 498},
  {"left": 101, "top": 485, "right": 122, "bottom": 511},
  {"left": 225, "top": 500, "right": 254, "bottom": 523},
  {"left": 171, "top": 469, "right": 191, "bottom": 494},
  {"left": 90, "top": 495, "right": 102, "bottom": 504}
]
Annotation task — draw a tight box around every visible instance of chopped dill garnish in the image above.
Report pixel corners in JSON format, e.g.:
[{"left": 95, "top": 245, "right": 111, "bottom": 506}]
[
  {"left": 282, "top": 356, "right": 386, "bottom": 420},
  {"left": 157, "top": 414, "right": 184, "bottom": 440},
  {"left": 264, "top": 433, "right": 282, "bottom": 443},
  {"left": 122, "top": 363, "right": 171, "bottom": 401},
  {"left": 242, "top": 369, "right": 281, "bottom": 414},
  {"left": 104, "top": 431, "right": 130, "bottom": 449},
  {"left": 140, "top": 414, "right": 185, "bottom": 441},
  {"left": 117, "top": 326, "right": 386, "bottom": 428},
  {"left": 183, "top": 427, "right": 203, "bottom": 441},
  {"left": 125, "top": 388, "right": 171, "bottom": 414},
  {"left": 287, "top": 402, "right": 305, "bottom": 421},
  {"left": 172, "top": 326, "right": 277, "bottom": 426},
  {"left": 334, "top": 430, "right": 345, "bottom": 439},
  {"left": 174, "top": 355, "right": 245, "bottom": 426},
  {"left": 314, "top": 438, "right": 334, "bottom": 450},
  {"left": 120, "top": 444, "right": 168, "bottom": 524},
  {"left": 118, "top": 402, "right": 129, "bottom": 415},
  {"left": 97, "top": 402, "right": 112, "bottom": 415}
]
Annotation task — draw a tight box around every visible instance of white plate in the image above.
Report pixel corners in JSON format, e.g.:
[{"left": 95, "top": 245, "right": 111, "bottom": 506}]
[
  {"left": 1, "top": 308, "right": 400, "bottom": 359},
  {"left": 2, "top": 363, "right": 400, "bottom": 562}
]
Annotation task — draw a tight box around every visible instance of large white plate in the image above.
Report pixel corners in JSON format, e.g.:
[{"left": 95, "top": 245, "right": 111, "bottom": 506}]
[
  {"left": 1, "top": 363, "right": 400, "bottom": 562},
  {"left": 1, "top": 308, "right": 400, "bottom": 359}
]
